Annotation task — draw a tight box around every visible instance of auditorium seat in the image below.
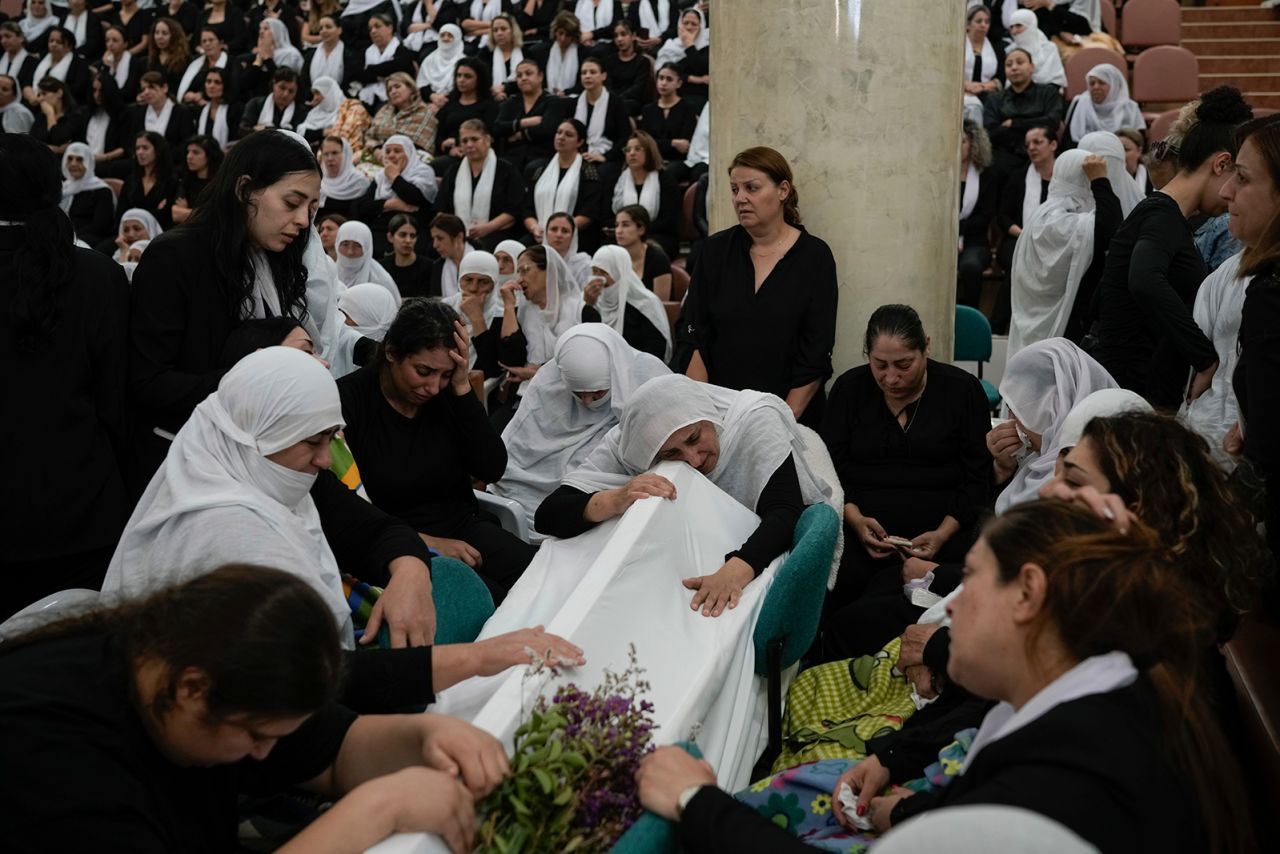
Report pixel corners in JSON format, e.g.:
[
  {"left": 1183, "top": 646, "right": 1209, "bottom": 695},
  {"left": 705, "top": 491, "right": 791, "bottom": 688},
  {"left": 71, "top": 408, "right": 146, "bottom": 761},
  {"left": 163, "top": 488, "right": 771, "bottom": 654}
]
[
  {"left": 678, "top": 182, "right": 698, "bottom": 244},
  {"left": 1131, "top": 46, "right": 1200, "bottom": 112},
  {"left": 103, "top": 177, "right": 124, "bottom": 200},
  {"left": 1065, "top": 47, "right": 1128, "bottom": 101},
  {"left": 1146, "top": 108, "right": 1181, "bottom": 143},
  {"left": 1100, "top": 0, "right": 1117, "bottom": 39},
  {"left": 1119, "top": 0, "right": 1182, "bottom": 51},
  {"left": 1223, "top": 610, "right": 1280, "bottom": 819},
  {"left": 670, "top": 263, "right": 690, "bottom": 302}
]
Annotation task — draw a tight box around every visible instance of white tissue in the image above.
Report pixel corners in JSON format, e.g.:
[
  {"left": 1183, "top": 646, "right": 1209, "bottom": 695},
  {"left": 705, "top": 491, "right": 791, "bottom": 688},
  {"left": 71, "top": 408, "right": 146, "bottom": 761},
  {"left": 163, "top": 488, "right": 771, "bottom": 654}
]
[{"left": 837, "top": 782, "right": 875, "bottom": 831}]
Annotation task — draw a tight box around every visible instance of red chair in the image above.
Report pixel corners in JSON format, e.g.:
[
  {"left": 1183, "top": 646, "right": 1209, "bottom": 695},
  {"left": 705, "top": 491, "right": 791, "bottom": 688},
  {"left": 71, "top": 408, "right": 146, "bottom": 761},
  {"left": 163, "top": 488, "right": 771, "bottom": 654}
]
[
  {"left": 1100, "top": 0, "right": 1117, "bottom": 39},
  {"left": 0, "top": 0, "right": 21, "bottom": 19},
  {"left": 678, "top": 182, "right": 698, "bottom": 244},
  {"left": 1146, "top": 108, "right": 1181, "bottom": 143},
  {"left": 1131, "top": 46, "right": 1199, "bottom": 105},
  {"left": 1119, "top": 0, "right": 1181, "bottom": 50},
  {"left": 662, "top": 301, "right": 682, "bottom": 338},
  {"left": 103, "top": 177, "right": 124, "bottom": 199},
  {"left": 670, "top": 262, "right": 690, "bottom": 302},
  {"left": 1064, "top": 47, "right": 1128, "bottom": 101}
]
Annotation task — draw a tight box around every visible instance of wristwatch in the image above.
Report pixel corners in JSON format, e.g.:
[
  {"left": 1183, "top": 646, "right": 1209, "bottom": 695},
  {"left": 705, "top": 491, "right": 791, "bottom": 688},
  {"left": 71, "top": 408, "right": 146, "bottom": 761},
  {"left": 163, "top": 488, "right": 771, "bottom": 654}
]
[{"left": 676, "top": 784, "right": 706, "bottom": 821}]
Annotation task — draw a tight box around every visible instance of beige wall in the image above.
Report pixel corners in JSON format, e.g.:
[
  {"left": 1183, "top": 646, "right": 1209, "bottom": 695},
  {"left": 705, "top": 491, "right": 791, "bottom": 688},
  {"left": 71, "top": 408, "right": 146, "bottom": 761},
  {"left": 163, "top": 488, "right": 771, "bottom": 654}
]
[{"left": 708, "top": 0, "right": 965, "bottom": 371}]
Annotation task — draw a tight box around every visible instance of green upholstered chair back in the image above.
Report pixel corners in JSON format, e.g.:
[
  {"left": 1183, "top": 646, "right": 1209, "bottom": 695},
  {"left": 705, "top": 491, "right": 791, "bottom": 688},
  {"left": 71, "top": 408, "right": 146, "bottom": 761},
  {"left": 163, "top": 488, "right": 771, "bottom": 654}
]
[{"left": 430, "top": 557, "right": 496, "bottom": 645}]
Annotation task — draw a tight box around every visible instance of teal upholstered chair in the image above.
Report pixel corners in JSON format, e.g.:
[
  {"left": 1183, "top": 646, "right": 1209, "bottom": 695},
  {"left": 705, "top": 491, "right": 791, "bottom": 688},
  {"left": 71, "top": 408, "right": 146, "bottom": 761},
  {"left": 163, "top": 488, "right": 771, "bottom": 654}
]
[
  {"left": 609, "top": 503, "right": 841, "bottom": 853},
  {"left": 430, "top": 557, "right": 496, "bottom": 644},
  {"left": 954, "top": 304, "right": 1002, "bottom": 412}
]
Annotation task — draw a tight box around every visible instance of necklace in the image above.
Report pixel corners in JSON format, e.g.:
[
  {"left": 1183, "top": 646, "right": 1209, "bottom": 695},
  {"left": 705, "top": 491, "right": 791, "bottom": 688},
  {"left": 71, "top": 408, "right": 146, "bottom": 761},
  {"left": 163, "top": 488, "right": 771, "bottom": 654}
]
[{"left": 891, "top": 374, "right": 928, "bottom": 433}]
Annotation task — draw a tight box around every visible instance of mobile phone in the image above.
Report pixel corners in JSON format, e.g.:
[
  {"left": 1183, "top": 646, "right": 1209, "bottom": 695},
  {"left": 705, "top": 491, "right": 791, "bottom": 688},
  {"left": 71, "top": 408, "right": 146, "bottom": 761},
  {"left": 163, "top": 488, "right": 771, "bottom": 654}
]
[
  {"left": 638, "top": 27, "right": 650, "bottom": 39},
  {"left": 884, "top": 535, "right": 913, "bottom": 548}
]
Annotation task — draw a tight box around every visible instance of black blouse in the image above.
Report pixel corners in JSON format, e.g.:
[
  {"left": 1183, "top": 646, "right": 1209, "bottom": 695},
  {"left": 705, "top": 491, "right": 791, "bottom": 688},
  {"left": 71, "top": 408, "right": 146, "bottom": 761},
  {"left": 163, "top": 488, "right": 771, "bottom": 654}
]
[
  {"left": 336, "top": 363, "right": 508, "bottom": 535},
  {"left": 684, "top": 225, "right": 838, "bottom": 425},
  {"left": 433, "top": 96, "right": 499, "bottom": 157},
  {"left": 67, "top": 186, "right": 117, "bottom": 247},
  {"left": 117, "top": 170, "right": 178, "bottom": 229},
  {"left": 1233, "top": 269, "right": 1280, "bottom": 561},
  {"left": 437, "top": 155, "right": 526, "bottom": 226},
  {"left": 383, "top": 253, "right": 433, "bottom": 299},
  {"left": 640, "top": 242, "right": 671, "bottom": 290},
  {"left": 581, "top": 303, "right": 667, "bottom": 359},
  {"left": 1091, "top": 192, "right": 1216, "bottom": 406},
  {"left": 638, "top": 97, "right": 698, "bottom": 163},
  {"left": 820, "top": 361, "right": 992, "bottom": 551},
  {"left": 602, "top": 51, "right": 650, "bottom": 112}
]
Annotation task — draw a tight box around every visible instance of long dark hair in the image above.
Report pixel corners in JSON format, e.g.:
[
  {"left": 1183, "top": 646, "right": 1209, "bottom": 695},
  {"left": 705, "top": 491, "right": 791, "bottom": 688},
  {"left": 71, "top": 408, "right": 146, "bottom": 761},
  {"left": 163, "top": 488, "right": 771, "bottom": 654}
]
[
  {"left": 455, "top": 56, "right": 492, "bottom": 101},
  {"left": 183, "top": 131, "right": 317, "bottom": 325},
  {"left": 984, "top": 502, "right": 1255, "bottom": 854},
  {"left": 1, "top": 565, "right": 344, "bottom": 721},
  {"left": 0, "top": 134, "right": 76, "bottom": 351},
  {"left": 91, "top": 69, "right": 125, "bottom": 116},
  {"left": 135, "top": 130, "right": 172, "bottom": 184},
  {"left": 377, "top": 297, "right": 460, "bottom": 365},
  {"left": 1236, "top": 113, "right": 1280, "bottom": 276}
]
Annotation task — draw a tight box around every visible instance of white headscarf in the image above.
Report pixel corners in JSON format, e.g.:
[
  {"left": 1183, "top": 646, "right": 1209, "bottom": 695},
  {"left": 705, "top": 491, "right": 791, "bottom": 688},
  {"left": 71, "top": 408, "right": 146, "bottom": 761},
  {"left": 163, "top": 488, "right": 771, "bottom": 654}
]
[
  {"left": 574, "top": 86, "right": 614, "bottom": 157},
  {"left": 563, "top": 375, "right": 834, "bottom": 514},
  {"left": 319, "top": 136, "right": 371, "bottom": 203},
  {"left": 443, "top": 250, "right": 505, "bottom": 361},
  {"left": 0, "top": 98, "right": 34, "bottom": 134},
  {"left": 438, "top": 242, "right": 475, "bottom": 299},
  {"left": 493, "top": 331, "right": 668, "bottom": 529},
  {"left": 996, "top": 338, "right": 1118, "bottom": 513},
  {"left": 1010, "top": 9, "right": 1065, "bottom": 89},
  {"left": 655, "top": 8, "right": 708, "bottom": 66},
  {"left": 20, "top": 5, "right": 57, "bottom": 43},
  {"left": 59, "top": 142, "right": 110, "bottom": 213},
  {"left": 115, "top": 207, "right": 164, "bottom": 260},
  {"left": 545, "top": 40, "right": 579, "bottom": 93},
  {"left": 1058, "top": 388, "right": 1152, "bottom": 450},
  {"left": 454, "top": 146, "right": 497, "bottom": 226},
  {"left": 178, "top": 51, "right": 226, "bottom": 101},
  {"left": 612, "top": 167, "right": 661, "bottom": 219},
  {"left": 1179, "top": 251, "right": 1247, "bottom": 470},
  {"left": 309, "top": 37, "right": 345, "bottom": 89},
  {"left": 337, "top": 282, "right": 399, "bottom": 339},
  {"left": 876, "top": 806, "right": 1099, "bottom": 854},
  {"left": 533, "top": 155, "right": 583, "bottom": 240},
  {"left": 590, "top": 244, "right": 672, "bottom": 361},
  {"left": 518, "top": 246, "right": 583, "bottom": 364},
  {"left": 1076, "top": 130, "right": 1145, "bottom": 218},
  {"left": 334, "top": 220, "right": 401, "bottom": 298},
  {"left": 494, "top": 238, "right": 526, "bottom": 287},
  {"left": 263, "top": 18, "right": 304, "bottom": 71},
  {"left": 300, "top": 76, "right": 344, "bottom": 134},
  {"left": 101, "top": 347, "right": 353, "bottom": 644},
  {"left": 1008, "top": 150, "right": 1096, "bottom": 360},
  {"left": 1068, "top": 65, "right": 1144, "bottom": 144},
  {"left": 417, "top": 23, "right": 463, "bottom": 93},
  {"left": 374, "top": 134, "right": 438, "bottom": 202},
  {"left": 360, "top": 34, "right": 403, "bottom": 104}
]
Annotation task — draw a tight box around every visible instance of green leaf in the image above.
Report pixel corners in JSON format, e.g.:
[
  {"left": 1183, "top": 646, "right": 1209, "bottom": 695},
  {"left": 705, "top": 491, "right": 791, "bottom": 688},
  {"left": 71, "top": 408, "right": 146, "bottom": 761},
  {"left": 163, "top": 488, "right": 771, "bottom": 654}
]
[
  {"left": 547, "top": 738, "right": 563, "bottom": 761},
  {"left": 508, "top": 794, "right": 531, "bottom": 816},
  {"left": 530, "top": 767, "right": 554, "bottom": 795},
  {"left": 564, "top": 836, "right": 584, "bottom": 852},
  {"left": 560, "top": 751, "right": 586, "bottom": 770},
  {"left": 552, "top": 787, "right": 573, "bottom": 806}
]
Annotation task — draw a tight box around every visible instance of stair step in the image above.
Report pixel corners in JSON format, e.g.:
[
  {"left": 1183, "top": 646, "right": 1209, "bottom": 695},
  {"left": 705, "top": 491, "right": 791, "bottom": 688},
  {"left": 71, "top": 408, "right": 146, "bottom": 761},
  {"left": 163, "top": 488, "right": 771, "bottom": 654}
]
[
  {"left": 1200, "top": 71, "right": 1280, "bottom": 91},
  {"left": 1184, "top": 5, "right": 1280, "bottom": 23},
  {"left": 1198, "top": 56, "right": 1280, "bottom": 74},
  {"left": 1182, "top": 20, "right": 1280, "bottom": 37},
  {"left": 1241, "top": 92, "right": 1280, "bottom": 109},
  {"left": 1183, "top": 37, "right": 1280, "bottom": 56}
]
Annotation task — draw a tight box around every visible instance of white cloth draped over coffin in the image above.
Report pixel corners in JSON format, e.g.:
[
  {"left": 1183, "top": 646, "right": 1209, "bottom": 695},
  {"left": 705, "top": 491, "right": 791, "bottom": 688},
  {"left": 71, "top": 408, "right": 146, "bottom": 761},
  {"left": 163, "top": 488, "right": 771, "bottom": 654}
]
[{"left": 432, "top": 461, "right": 781, "bottom": 788}]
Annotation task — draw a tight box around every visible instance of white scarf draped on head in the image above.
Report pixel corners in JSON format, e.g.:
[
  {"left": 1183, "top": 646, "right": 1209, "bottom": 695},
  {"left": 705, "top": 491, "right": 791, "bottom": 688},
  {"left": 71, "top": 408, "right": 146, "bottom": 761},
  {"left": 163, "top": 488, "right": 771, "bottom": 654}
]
[
  {"left": 612, "top": 168, "right": 660, "bottom": 219},
  {"left": 319, "top": 136, "right": 371, "bottom": 203},
  {"left": 590, "top": 244, "right": 672, "bottom": 361},
  {"left": 1068, "top": 65, "right": 1145, "bottom": 143},
  {"left": 454, "top": 147, "right": 497, "bottom": 226},
  {"left": 996, "top": 338, "right": 1118, "bottom": 513},
  {"left": 494, "top": 238, "right": 526, "bottom": 287},
  {"left": 656, "top": 8, "right": 708, "bottom": 66},
  {"left": 546, "top": 41, "right": 579, "bottom": 93},
  {"left": 1022, "top": 162, "right": 1047, "bottom": 231},
  {"left": 178, "top": 51, "right": 226, "bottom": 101},
  {"left": 443, "top": 251, "right": 504, "bottom": 367},
  {"left": 518, "top": 247, "right": 583, "bottom": 364},
  {"left": 334, "top": 220, "right": 401, "bottom": 298},
  {"left": 59, "top": 142, "right": 110, "bottom": 213},
  {"left": 20, "top": 7, "right": 57, "bottom": 43},
  {"left": 493, "top": 323, "right": 670, "bottom": 527},
  {"left": 374, "top": 133, "right": 438, "bottom": 202},
  {"left": 438, "top": 242, "right": 475, "bottom": 299},
  {"left": 1010, "top": 9, "right": 1065, "bottom": 89},
  {"left": 964, "top": 32, "right": 998, "bottom": 85},
  {"left": 1057, "top": 388, "right": 1152, "bottom": 450},
  {"left": 574, "top": 87, "right": 614, "bottom": 157},
  {"left": 309, "top": 38, "right": 345, "bottom": 89},
  {"left": 417, "top": 24, "right": 463, "bottom": 93},
  {"left": 360, "top": 35, "right": 403, "bottom": 104},
  {"left": 533, "top": 155, "right": 583, "bottom": 238},
  {"left": 337, "top": 282, "right": 399, "bottom": 339},
  {"left": 300, "top": 76, "right": 344, "bottom": 134},
  {"left": 1008, "top": 150, "right": 1096, "bottom": 359},
  {"left": 116, "top": 207, "right": 164, "bottom": 261},
  {"left": 100, "top": 347, "right": 354, "bottom": 646},
  {"left": 563, "top": 374, "right": 834, "bottom": 514},
  {"left": 1076, "top": 130, "right": 1145, "bottom": 217},
  {"left": 264, "top": 18, "right": 304, "bottom": 71}
]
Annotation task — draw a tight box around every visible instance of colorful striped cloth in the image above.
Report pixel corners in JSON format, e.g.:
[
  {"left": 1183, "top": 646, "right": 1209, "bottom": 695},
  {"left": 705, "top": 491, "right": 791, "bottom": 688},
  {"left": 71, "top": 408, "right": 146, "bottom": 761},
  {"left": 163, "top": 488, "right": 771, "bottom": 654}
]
[
  {"left": 329, "top": 434, "right": 369, "bottom": 501},
  {"left": 342, "top": 574, "right": 391, "bottom": 649}
]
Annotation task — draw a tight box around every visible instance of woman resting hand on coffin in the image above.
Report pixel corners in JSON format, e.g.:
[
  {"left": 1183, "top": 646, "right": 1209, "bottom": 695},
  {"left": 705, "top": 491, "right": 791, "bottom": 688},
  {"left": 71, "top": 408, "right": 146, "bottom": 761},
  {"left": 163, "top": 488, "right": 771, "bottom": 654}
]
[{"left": 535, "top": 375, "right": 836, "bottom": 617}]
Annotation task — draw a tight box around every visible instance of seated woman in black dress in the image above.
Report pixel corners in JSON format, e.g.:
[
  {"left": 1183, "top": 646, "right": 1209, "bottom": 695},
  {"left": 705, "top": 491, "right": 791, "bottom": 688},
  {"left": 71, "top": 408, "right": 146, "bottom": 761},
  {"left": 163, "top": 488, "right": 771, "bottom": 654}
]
[
  {"left": 436, "top": 118, "right": 525, "bottom": 251},
  {"left": 614, "top": 203, "right": 672, "bottom": 298},
  {"left": 430, "top": 57, "right": 499, "bottom": 177},
  {"left": 640, "top": 62, "right": 698, "bottom": 180},
  {"left": 633, "top": 500, "right": 1255, "bottom": 854},
  {"left": 582, "top": 244, "right": 672, "bottom": 361},
  {"left": 685, "top": 146, "right": 838, "bottom": 427},
  {"left": 536, "top": 373, "right": 835, "bottom": 617},
  {"left": 492, "top": 59, "right": 565, "bottom": 178},
  {"left": 316, "top": 134, "right": 373, "bottom": 220},
  {"left": 336, "top": 298, "right": 538, "bottom": 602},
  {"left": 602, "top": 20, "right": 650, "bottom": 118},
  {"left": 117, "top": 130, "right": 178, "bottom": 229},
  {"left": 524, "top": 119, "right": 606, "bottom": 254},
  {"left": 59, "top": 142, "right": 116, "bottom": 247},
  {"left": 818, "top": 304, "right": 992, "bottom": 649},
  {"left": 29, "top": 77, "right": 80, "bottom": 155},
  {"left": 382, "top": 212, "right": 432, "bottom": 299},
  {"left": 170, "top": 133, "right": 223, "bottom": 224},
  {"left": 611, "top": 129, "right": 678, "bottom": 257}
]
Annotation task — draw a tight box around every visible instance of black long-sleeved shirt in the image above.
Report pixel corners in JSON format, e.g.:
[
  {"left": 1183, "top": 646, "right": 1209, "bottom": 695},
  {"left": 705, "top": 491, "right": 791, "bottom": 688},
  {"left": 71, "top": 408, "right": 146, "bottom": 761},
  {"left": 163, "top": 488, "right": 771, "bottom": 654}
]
[
  {"left": 493, "top": 91, "right": 568, "bottom": 162},
  {"left": 959, "top": 168, "right": 997, "bottom": 251},
  {"left": 1234, "top": 269, "right": 1280, "bottom": 561},
  {"left": 982, "top": 82, "right": 1064, "bottom": 157},
  {"left": 639, "top": 98, "right": 698, "bottom": 165},
  {"left": 684, "top": 225, "right": 838, "bottom": 426},
  {"left": 535, "top": 456, "right": 805, "bottom": 575},
  {"left": 66, "top": 187, "right": 117, "bottom": 248},
  {"left": 602, "top": 51, "right": 650, "bottom": 112},
  {"left": 582, "top": 303, "right": 668, "bottom": 359},
  {"left": 1065, "top": 177, "right": 1124, "bottom": 342},
  {"left": 1091, "top": 192, "right": 1217, "bottom": 406},
  {"left": 433, "top": 96, "right": 500, "bottom": 158},
  {"left": 336, "top": 363, "right": 508, "bottom": 535},
  {"left": 437, "top": 156, "right": 525, "bottom": 227},
  {"left": 521, "top": 162, "right": 605, "bottom": 225}
]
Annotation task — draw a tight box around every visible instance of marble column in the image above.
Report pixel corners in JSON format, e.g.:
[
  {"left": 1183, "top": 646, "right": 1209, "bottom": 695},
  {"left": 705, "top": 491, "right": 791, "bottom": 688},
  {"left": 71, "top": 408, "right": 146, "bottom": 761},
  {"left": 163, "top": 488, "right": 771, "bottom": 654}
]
[{"left": 709, "top": 0, "right": 965, "bottom": 370}]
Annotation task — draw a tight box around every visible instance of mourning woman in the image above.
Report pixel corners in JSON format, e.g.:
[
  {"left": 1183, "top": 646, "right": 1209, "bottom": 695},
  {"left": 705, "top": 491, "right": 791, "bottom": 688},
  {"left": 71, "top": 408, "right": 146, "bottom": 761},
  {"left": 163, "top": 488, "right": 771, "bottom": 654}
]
[
  {"left": 0, "top": 134, "right": 130, "bottom": 619},
  {"left": 337, "top": 298, "right": 538, "bottom": 602},
  {"left": 59, "top": 142, "right": 116, "bottom": 247},
  {"left": 684, "top": 146, "right": 838, "bottom": 427}
]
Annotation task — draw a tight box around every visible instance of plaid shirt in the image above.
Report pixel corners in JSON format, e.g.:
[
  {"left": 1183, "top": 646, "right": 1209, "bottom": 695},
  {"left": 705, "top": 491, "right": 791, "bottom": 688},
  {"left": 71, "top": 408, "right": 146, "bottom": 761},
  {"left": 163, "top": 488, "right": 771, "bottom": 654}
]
[{"left": 364, "top": 101, "right": 438, "bottom": 154}]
